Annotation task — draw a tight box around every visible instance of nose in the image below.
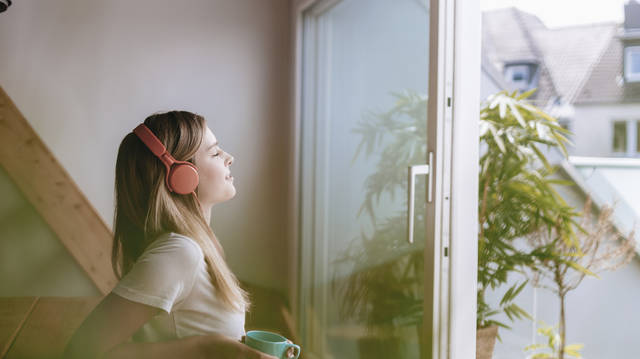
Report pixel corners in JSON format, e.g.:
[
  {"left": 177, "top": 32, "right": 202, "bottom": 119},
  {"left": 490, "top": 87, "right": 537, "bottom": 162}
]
[{"left": 225, "top": 152, "right": 234, "bottom": 166}]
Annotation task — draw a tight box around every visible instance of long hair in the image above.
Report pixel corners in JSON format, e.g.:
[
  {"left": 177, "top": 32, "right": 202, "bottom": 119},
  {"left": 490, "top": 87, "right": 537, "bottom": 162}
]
[{"left": 112, "top": 110, "right": 248, "bottom": 312}]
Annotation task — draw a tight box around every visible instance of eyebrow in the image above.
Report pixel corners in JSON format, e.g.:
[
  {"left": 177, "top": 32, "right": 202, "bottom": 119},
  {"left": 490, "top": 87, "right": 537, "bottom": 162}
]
[{"left": 207, "top": 141, "right": 219, "bottom": 151}]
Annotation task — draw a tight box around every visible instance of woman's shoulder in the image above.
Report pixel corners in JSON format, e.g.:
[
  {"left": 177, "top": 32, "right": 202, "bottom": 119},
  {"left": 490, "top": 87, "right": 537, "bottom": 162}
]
[{"left": 144, "top": 232, "right": 204, "bottom": 261}]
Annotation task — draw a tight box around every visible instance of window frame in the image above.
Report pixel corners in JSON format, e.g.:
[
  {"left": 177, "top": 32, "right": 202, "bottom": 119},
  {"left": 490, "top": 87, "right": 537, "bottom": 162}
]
[
  {"left": 291, "top": 0, "right": 480, "bottom": 358},
  {"left": 504, "top": 64, "right": 531, "bottom": 89},
  {"left": 610, "top": 119, "right": 640, "bottom": 157},
  {"left": 636, "top": 120, "right": 640, "bottom": 154},
  {"left": 612, "top": 120, "right": 628, "bottom": 155},
  {"left": 624, "top": 46, "right": 640, "bottom": 83}
]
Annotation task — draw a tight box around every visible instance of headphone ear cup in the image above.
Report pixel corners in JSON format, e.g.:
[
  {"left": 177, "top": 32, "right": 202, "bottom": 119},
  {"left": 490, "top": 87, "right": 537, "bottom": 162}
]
[{"left": 167, "top": 163, "right": 199, "bottom": 195}]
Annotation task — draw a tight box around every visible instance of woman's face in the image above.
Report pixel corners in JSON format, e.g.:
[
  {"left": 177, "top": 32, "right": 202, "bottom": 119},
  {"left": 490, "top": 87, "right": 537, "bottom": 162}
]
[{"left": 194, "top": 126, "right": 236, "bottom": 206}]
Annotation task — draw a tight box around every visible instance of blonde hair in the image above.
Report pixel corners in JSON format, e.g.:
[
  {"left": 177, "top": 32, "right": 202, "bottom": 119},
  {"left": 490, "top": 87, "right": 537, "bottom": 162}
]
[{"left": 112, "top": 111, "right": 249, "bottom": 312}]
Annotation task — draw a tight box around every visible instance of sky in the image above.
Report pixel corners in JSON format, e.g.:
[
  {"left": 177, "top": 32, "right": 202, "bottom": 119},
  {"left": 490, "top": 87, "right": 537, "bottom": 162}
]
[{"left": 481, "top": 0, "right": 633, "bottom": 28}]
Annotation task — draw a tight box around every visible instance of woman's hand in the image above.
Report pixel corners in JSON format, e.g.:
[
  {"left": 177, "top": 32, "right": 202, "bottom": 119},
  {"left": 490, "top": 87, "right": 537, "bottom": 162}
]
[{"left": 200, "top": 333, "right": 278, "bottom": 359}]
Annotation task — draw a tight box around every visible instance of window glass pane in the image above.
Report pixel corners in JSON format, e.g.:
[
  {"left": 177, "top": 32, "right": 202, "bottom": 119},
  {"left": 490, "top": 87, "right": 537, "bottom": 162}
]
[
  {"left": 300, "top": 1, "right": 430, "bottom": 357},
  {"left": 483, "top": 3, "right": 640, "bottom": 359},
  {"left": 636, "top": 121, "right": 640, "bottom": 153},
  {"left": 631, "top": 51, "right": 640, "bottom": 74},
  {"left": 613, "top": 121, "right": 627, "bottom": 153},
  {"left": 504, "top": 64, "right": 531, "bottom": 91}
]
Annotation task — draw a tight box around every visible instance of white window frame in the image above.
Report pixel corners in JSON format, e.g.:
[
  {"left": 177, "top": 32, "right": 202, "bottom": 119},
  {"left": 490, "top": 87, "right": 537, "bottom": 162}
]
[
  {"left": 624, "top": 46, "right": 640, "bottom": 83},
  {"left": 636, "top": 120, "right": 640, "bottom": 154},
  {"left": 289, "top": 1, "right": 480, "bottom": 358},
  {"left": 447, "top": 1, "right": 480, "bottom": 358},
  {"left": 611, "top": 119, "right": 640, "bottom": 157},
  {"left": 612, "top": 120, "right": 629, "bottom": 155},
  {"left": 504, "top": 64, "right": 531, "bottom": 91}
]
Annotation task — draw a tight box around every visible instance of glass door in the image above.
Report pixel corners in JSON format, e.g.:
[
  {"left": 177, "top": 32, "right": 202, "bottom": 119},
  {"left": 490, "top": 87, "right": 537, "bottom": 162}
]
[{"left": 295, "top": 0, "right": 464, "bottom": 358}]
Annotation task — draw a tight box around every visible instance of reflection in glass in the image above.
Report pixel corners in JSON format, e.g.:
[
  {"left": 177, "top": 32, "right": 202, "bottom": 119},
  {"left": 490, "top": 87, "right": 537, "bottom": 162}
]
[{"left": 299, "top": 0, "right": 431, "bottom": 358}]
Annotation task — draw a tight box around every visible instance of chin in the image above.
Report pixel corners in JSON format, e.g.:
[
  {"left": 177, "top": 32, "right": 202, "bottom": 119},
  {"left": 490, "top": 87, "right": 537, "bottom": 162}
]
[
  {"left": 221, "top": 187, "right": 237, "bottom": 202},
  {"left": 227, "top": 188, "right": 237, "bottom": 200}
]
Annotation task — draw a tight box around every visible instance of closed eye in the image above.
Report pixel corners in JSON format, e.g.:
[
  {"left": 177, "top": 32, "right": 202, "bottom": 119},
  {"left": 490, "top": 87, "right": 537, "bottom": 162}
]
[{"left": 212, "top": 147, "right": 225, "bottom": 157}]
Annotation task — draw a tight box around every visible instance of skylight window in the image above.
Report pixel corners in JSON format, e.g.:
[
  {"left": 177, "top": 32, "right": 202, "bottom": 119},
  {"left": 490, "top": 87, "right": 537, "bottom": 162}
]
[{"left": 503, "top": 62, "right": 538, "bottom": 93}]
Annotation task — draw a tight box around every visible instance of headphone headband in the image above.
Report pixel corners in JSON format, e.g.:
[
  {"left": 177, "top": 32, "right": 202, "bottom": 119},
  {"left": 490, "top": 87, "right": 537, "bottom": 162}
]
[{"left": 133, "top": 124, "right": 167, "bottom": 157}]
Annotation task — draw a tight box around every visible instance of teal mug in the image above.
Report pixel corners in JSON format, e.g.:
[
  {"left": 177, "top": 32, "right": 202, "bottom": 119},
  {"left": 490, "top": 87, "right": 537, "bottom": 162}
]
[{"left": 245, "top": 330, "right": 301, "bottom": 359}]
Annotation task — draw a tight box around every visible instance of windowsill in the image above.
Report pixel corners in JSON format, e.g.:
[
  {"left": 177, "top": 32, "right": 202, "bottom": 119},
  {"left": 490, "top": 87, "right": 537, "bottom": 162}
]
[{"left": 609, "top": 152, "right": 640, "bottom": 159}]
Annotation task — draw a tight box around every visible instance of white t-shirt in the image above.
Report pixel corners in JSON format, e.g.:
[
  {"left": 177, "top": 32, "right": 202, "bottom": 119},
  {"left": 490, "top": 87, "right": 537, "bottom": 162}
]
[{"left": 111, "top": 232, "right": 246, "bottom": 342}]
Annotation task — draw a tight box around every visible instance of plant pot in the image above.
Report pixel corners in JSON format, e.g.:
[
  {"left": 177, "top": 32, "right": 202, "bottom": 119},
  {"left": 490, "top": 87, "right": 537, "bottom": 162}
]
[{"left": 476, "top": 325, "right": 498, "bottom": 359}]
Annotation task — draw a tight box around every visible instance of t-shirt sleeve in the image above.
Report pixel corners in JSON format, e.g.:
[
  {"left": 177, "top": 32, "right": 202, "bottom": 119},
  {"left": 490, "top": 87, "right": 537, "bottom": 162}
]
[{"left": 111, "top": 234, "right": 203, "bottom": 314}]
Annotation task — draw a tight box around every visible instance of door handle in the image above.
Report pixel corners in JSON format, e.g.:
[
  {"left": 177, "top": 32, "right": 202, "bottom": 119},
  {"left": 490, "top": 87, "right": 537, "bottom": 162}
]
[{"left": 407, "top": 152, "right": 433, "bottom": 244}]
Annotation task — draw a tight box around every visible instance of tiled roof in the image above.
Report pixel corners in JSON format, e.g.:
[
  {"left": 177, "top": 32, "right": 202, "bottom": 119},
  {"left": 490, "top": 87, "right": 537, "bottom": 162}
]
[
  {"left": 575, "top": 32, "right": 640, "bottom": 104},
  {"left": 483, "top": 7, "right": 618, "bottom": 106},
  {"left": 534, "top": 22, "right": 617, "bottom": 104},
  {"left": 482, "top": 8, "right": 542, "bottom": 64},
  {"left": 482, "top": 8, "right": 557, "bottom": 106}
]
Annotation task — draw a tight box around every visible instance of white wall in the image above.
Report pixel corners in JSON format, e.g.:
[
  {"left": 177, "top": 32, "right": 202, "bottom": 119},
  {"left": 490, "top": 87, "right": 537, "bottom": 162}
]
[
  {"left": 572, "top": 103, "right": 640, "bottom": 157},
  {"left": 0, "top": 0, "right": 292, "bottom": 295}
]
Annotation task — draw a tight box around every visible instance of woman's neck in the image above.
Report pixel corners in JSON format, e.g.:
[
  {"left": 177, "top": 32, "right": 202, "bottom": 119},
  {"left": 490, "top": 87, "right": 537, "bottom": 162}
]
[{"left": 202, "top": 206, "right": 212, "bottom": 223}]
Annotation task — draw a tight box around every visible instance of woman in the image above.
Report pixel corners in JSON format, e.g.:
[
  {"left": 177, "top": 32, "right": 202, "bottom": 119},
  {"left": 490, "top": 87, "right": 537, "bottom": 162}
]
[{"left": 63, "top": 111, "right": 276, "bottom": 359}]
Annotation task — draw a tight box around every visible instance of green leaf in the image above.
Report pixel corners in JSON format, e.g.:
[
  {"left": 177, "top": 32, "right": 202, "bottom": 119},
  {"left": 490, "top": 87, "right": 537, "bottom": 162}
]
[
  {"left": 489, "top": 124, "right": 506, "bottom": 153},
  {"left": 524, "top": 343, "right": 546, "bottom": 351},
  {"left": 530, "top": 354, "right": 554, "bottom": 359},
  {"left": 508, "top": 100, "right": 527, "bottom": 128},
  {"left": 499, "top": 99, "right": 507, "bottom": 119},
  {"left": 565, "top": 260, "right": 600, "bottom": 278},
  {"left": 531, "top": 144, "right": 552, "bottom": 171},
  {"left": 565, "top": 344, "right": 584, "bottom": 357},
  {"left": 565, "top": 344, "right": 584, "bottom": 351},
  {"left": 517, "top": 88, "right": 538, "bottom": 100}
]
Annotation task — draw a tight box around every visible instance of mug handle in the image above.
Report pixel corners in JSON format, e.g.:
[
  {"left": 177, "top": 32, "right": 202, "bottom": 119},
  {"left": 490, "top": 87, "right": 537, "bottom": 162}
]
[{"left": 284, "top": 342, "right": 301, "bottom": 359}]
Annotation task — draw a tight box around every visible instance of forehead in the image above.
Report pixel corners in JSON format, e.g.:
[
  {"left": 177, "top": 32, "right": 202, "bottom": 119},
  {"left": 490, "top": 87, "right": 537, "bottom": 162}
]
[{"left": 203, "top": 126, "right": 217, "bottom": 146}]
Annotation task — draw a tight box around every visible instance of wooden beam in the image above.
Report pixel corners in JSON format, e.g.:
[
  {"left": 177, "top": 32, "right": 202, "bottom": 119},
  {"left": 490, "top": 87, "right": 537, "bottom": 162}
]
[
  {"left": 5, "top": 296, "right": 102, "bottom": 359},
  {"left": 0, "top": 86, "right": 116, "bottom": 295},
  {"left": 0, "top": 297, "right": 38, "bottom": 359}
]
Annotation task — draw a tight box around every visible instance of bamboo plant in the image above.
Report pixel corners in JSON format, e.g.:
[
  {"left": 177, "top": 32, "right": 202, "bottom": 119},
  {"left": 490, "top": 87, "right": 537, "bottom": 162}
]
[
  {"left": 476, "top": 89, "right": 586, "bottom": 330},
  {"left": 333, "top": 89, "right": 586, "bottom": 344}
]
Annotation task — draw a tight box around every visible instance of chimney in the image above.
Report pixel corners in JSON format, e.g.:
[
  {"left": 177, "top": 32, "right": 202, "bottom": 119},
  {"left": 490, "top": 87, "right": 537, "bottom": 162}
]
[{"left": 625, "top": 0, "right": 640, "bottom": 30}]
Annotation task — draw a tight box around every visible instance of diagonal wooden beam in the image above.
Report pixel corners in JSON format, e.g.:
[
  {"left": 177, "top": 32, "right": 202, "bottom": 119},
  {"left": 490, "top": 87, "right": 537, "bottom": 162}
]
[
  {"left": 5, "top": 296, "right": 103, "bottom": 359},
  {"left": 0, "top": 86, "right": 116, "bottom": 295},
  {"left": 0, "top": 297, "right": 38, "bottom": 359}
]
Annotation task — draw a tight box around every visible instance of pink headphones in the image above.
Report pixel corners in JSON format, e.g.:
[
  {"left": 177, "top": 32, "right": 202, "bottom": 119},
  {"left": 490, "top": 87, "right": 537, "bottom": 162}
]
[{"left": 133, "top": 123, "right": 199, "bottom": 195}]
